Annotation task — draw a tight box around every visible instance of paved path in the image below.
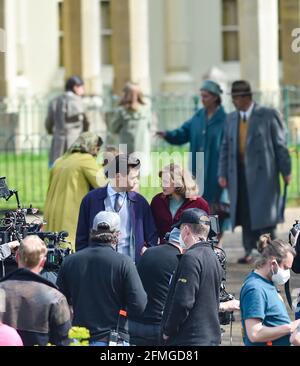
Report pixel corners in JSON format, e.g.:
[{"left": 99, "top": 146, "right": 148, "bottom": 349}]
[{"left": 221, "top": 207, "right": 300, "bottom": 346}]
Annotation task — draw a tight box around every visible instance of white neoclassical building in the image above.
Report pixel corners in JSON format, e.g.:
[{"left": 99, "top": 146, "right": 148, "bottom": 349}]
[{"left": 0, "top": 0, "right": 299, "bottom": 98}]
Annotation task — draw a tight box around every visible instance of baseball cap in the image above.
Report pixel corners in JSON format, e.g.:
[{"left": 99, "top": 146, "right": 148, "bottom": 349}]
[
  {"left": 92, "top": 211, "right": 120, "bottom": 232},
  {"left": 172, "top": 208, "right": 210, "bottom": 229}
]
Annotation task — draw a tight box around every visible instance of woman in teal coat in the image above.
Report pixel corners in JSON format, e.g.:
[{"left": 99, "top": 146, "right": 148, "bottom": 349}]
[{"left": 157, "top": 80, "right": 228, "bottom": 230}]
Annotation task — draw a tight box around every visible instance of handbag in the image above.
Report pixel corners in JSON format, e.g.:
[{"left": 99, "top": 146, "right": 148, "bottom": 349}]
[{"left": 210, "top": 189, "right": 230, "bottom": 220}]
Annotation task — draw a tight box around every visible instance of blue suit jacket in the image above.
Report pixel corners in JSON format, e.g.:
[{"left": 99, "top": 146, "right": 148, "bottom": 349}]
[{"left": 75, "top": 186, "right": 158, "bottom": 261}]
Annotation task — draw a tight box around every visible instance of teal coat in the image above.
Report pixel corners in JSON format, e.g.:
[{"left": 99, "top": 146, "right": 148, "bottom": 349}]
[{"left": 165, "top": 106, "right": 227, "bottom": 204}]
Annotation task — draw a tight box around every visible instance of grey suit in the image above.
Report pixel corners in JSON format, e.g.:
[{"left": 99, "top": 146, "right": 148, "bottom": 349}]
[{"left": 218, "top": 103, "right": 291, "bottom": 254}]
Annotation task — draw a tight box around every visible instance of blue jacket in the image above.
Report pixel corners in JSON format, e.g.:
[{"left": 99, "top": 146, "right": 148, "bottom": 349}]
[
  {"left": 75, "top": 186, "right": 158, "bottom": 261},
  {"left": 165, "top": 106, "right": 227, "bottom": 204}
]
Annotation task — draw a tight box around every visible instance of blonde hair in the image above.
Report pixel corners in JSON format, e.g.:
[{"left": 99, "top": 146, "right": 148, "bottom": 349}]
[
  {"left": 159, "top": 163, "right": 199, "bottom": 199},
  {"left": 255, "top": 233, "right": 296, "bottom": 269},
  {"left": 18, "top": 236, "right": 47, "bottom": 269},
  {"left": 119, "top": 82, "right": 145, "bottom": 109}
]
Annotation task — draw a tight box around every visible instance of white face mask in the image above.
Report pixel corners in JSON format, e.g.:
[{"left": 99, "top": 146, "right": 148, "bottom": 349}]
[
  {"left": 179, "top": 233, "right": 186, "bottom": 248},
  {"left": 271, "top": 262, "right": 290, "bottom": 286}
]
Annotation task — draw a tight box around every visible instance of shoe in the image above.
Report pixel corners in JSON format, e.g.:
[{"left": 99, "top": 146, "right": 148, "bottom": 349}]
[{"left": 237, "top": 255, "right": 254, "bottom": 264}]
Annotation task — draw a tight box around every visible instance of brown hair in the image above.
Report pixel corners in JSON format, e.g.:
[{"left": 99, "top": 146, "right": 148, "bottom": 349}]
[
  {"left": 102, "top": 146, "right": 119, "bottom": 167},
  {"left": 18, "top": 236, "right": 47, "bottom": 269},
  {"left": 89, "top": 223, "right": 119, "bottom": 245},
  {"left": 184, "top": 222, "right": 210, "bottom": 239},
  {"left": 119, "top": 82, "right": 145, "bottom": 110},
  {"left": 255, "top": 234, "right": 296, "bottom": 269},
  {"left": 159, "top": 163, "right": 199, "bottom": 199}
]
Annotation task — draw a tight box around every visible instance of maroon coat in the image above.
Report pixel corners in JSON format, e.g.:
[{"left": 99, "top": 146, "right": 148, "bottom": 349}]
[{"left": 150, "top": 193, "right": 210, "bottom": 244}]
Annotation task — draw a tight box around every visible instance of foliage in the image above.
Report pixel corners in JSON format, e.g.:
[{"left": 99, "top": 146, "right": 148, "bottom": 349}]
[{"left": 68, "top": 327, "right": 90, "bottom": 346}]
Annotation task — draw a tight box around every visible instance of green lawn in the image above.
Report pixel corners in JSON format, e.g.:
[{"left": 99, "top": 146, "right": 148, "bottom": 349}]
[
  {"left": 0, "top": 145, "right": 299, "bottom": 212},
  {"left": 0, "top": 151, "right": 49, "bottom": 211}
]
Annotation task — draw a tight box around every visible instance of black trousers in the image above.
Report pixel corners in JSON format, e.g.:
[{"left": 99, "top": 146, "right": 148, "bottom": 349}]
[
  {"left": 128, "top": 319, "right": 161, "bottom": 346},
  {"left": 236, "top": 162, "right": 276, "bottom": 256}
]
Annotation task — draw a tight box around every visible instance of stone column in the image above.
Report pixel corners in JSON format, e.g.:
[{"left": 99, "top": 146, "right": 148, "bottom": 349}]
[
  {"left": 281, "top": 0, "right": 300, "bottom": 86},
  {"left": 63, "top": 0, "right": 102, "bottom": 95},
  {"left": 162, "top": 0, "right": 193, "bottom": 93},
  {"left": 111, "top": 0, "right": 151, "bottom": 95},
  {"left": 0, "top": 0, "right": 17, "bottom": 97},
  {"left": 238, "top": 0, "right": 279, "bottom": 94}
]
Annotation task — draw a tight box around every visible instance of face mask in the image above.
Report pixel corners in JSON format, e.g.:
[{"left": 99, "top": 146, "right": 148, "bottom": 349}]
[
  {"left": 271, "top": 262, "right": 290, "bottom": 286},
  {"left": 179, "top": 233, "right": 186, "bottom": 249}
]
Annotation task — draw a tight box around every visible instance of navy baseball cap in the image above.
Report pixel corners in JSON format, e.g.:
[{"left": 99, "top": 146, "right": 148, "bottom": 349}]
[{"left": 172, "top": 208, "right": 210, "bottom": 229}]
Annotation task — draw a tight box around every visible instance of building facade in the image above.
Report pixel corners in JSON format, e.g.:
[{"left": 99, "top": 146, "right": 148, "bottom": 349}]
[{"left": 0, "top": 0, "right": 299, "bottom": 98}]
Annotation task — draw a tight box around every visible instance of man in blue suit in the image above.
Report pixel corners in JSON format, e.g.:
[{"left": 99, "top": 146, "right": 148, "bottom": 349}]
[{"left": 75, "top": 154, "right": 158, "bottom": 262}]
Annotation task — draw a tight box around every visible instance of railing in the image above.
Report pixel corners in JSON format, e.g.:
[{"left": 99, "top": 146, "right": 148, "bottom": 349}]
[{"left": 0, "top": 88, "right": 300, "bottom": 210}]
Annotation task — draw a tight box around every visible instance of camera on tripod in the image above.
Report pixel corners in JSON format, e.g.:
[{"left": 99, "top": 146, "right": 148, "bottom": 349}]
[{"left": 0, "top": 177, "right": 71, "bottom": 278}]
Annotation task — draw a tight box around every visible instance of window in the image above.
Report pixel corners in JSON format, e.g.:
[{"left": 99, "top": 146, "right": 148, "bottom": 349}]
[
  {"left": 100, "top": 0, "right": 112, "bottom": 65},
  {"left": 222, "top": 0, "right": 239, "bottom": 61},
  {"left": 58, "top": 0, "right": 64, "bottom": 67}
]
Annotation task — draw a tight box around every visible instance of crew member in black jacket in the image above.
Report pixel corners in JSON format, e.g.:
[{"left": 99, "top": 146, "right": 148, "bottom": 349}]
[
  {"left": 129, "top": 227, "right": 185, "bottom": 345},
  {"left": 57, "top": 211, "right": 147, "bottom": 345},
  {"left": 161, "top": 208, "right": 223, "bottom": 346}
]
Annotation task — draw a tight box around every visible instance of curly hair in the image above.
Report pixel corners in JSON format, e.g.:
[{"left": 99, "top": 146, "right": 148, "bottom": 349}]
[{"left": 159, "top": 163, "right": 199, "bottom": 199}]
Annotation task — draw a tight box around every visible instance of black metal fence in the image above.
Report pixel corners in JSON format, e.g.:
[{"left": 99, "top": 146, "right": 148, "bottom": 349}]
[{"left": 0, "top": 88, "right": 300, "bottom": 209}]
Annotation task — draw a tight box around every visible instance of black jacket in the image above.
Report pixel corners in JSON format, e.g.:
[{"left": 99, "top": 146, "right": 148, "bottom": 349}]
[
  {"left": 57, "top": 243, "right": 147, "bottom": 342},
  {"left": 134, "top": 243, "right": 181, "bottom": 324},
  {"left": 161, "top": 242, "right": 223, "bottom": 346},
  {"left": 0, "top": 268, "right": 71, "bottom": 346}
]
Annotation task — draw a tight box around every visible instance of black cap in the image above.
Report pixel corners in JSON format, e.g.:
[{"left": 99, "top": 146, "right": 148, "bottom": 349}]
[{"left": 172, "top": 208, "right": 210, "bottom": 229}]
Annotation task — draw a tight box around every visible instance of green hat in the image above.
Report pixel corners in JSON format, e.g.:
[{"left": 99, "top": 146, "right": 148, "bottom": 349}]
[{"left": 200, "top": 80, "right": 223, "bottom": 96}]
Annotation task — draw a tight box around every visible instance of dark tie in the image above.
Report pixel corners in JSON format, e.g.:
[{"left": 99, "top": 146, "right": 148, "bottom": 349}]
[
  {"left": 114, "top": 193, "right": 122, "bottom": 212},
  {"left": 242, "top": 112, "right": 247, "bottom": 123}
]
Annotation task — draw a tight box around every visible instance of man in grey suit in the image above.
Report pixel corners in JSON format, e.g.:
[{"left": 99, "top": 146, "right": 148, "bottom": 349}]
[{"left": 218, "top": 80, "right": 291, "bottom": 263}]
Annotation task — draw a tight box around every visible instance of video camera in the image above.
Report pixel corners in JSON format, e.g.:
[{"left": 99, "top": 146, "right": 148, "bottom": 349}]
[
  {"left": 0, "top": 177, "right": 42, "bottom": 245},
  {"left": 0, "top": 176, "right": 12, "bottom": 201},
  {"left": 32, "top": 231, "right": 71, "bottom": 272},
  {"left": 208, "top": 215, "right": 220, "bottom": 242},
  {"left": 0, "top": 177, "right": 71, "bottom": 278},
  {"left": 289, "top": 220, "right": 300, "bottom": 248},
  {"left": 206, "top": 215, "right": 236, "bottom": 326}
]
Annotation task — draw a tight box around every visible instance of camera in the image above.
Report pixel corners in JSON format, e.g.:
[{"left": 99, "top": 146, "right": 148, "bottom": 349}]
[
  {"left": 0, "top": 177, "right": 12, "bottom": 201},
  {"left": 209, "top": 215, "right": 220, "bottom": 241},
  {"left": 33, "top": 231, "right": 71, "bottom": 272},
  {"left": 289, "top": 220, "right": 300, "bottom": 248},
  {"left": 208, "top": 215, "right": 236, "bottom": 326},
  {"left": 0, "top": 178, "right": 71, "bottom": 279}
]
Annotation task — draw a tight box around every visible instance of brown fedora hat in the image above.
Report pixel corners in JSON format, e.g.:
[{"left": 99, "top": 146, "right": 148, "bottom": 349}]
[{"left": 230, "top": 80, "right": 252, "bottom": 97}]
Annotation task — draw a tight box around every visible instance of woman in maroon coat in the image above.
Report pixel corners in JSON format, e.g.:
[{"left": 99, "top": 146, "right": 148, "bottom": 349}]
[{"left": 151, "top": 163, "right": 209, "bottom": 244}]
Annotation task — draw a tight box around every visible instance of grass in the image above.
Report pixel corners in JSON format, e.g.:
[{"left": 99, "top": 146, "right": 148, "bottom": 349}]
[
  {"left": 0, "top": 150, "right": 49, "bottom": 211},
  {"left": 0, "top": 145, "right": 299, "bottom": 212}
]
